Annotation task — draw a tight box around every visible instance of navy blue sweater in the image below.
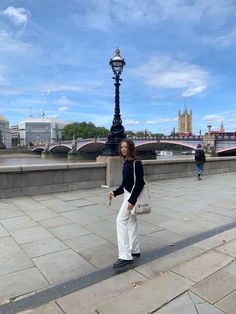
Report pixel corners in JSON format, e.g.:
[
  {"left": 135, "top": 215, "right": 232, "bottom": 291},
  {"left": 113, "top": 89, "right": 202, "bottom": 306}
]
[{"left": 113, "top": 159, "right": 145, "bottom": 205}]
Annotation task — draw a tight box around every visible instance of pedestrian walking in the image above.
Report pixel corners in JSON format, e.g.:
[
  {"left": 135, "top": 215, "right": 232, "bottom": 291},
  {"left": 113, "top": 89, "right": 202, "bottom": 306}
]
[
  {"left": 195, "top": 144, "right": 206, "bottom": 180},
  {"left": 108, "top": 139, "right": 145, "bottom": 270}
]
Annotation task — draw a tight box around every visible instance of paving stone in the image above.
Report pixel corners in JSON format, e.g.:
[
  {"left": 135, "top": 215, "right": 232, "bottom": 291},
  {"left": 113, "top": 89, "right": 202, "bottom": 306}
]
[
  {"left": 10, "top": 226, "right": 54, "bottom": 244},
  {"left": 39, "top": 216, "right": 72, "bottom": 228},
  {"left": 66, "top": 199, "right": 96, "bottom": 207},
  {"left": 38, "top": 199, "right": 78, "bottom": 213},
  {"left": 82, "top": 204, "right": 115, "bottom": 217},
  {"left": 185, "top": 218, "right": 219, "bottom": 230},
  {"left": 64, "top": 233, "right": 108, "bottom": 252},
  {"left": 0, "top": 207, "right": 24, "bottom": 219},
  {"left": 20, "top": 301, "right": 64, "bottom": 313},
  {"left": 61, "top": 209, "right": 102, "bottom": 226},
  {"left": 52, "top": 191, "right": 84, "bottom": 201},
  {"left": 158, "top": 220, "right": 203, "bottom": 236},
  {"left": 0, "top": 201, "right": 15, "bottom": 210},
  {"left": 136, "top": 245, "right": 205, "bottom": 278},
  {"left": 138, "top": 211, "right": 170, "bottom": 225},
  {"left": 215, "top": 238, "right": 236, "bottom": 258},
  {"left": 172, "top": 250, "right": 234, "bottom": 283},
  {"left": 194, "top": 234, "right": 226, "bottom": 250},
  {"left": 79, "top": 241, "right": 118, "bottom": 268},
  {"left": 217, "top": 228, "right": 236, "bottom": 242},
  {"left": 0, "top": 237, "right": 33, "bottom": 275},
  {"left": 191, "top": 269, "right": 236, "bottom": 303},
  {"left": 153, "top": 292, "right": 197, "bottom": 314},
  {"left": 33, "top": 249, "right": 95, "bottom": 284},
  {"left": 21, "top": 237, "right": 68, "bottom": 258},
  {"left": 141, "top": 229, "right": 184, "bottom": 249},
  {"left": 24, "top": 208, "right": 60, "bottom": 221},
  {"left": 0, "top": 216, "right": 38, "bottom": 232},
  {"left": 224, "top": 260, "right": 236, "bottom": 277},
  {"left": 57, "top": 270, "right": 148, "bottom": 314},
  {"left": 48, "top": 223, "right": 90, "bottom": 240},
  {"left": 85, "top": 221, "right": 116, "bottom": 239},
  {"left": 32, "top": 194, "right": 55, "bottom": 201},
  {"left": 137, "top": 220, "right": 163, "bottom": 235},
  {"left": 0, "top": 267, "right": 49, "bottom": 301},
  {"left": 189, "top": 291, "right": 225, "bottom": 314},
  {"left": 12, "top": 198, "right": 46, "bottom": 211},
  {"left": 95, "top": 271, "right": 193, "bottom": 314},
  {"left": 215, "top": 290, "right": 236, "bottom": 314},
  {"left": 0, "top": 224, "right": 9, "bottom": 237}
]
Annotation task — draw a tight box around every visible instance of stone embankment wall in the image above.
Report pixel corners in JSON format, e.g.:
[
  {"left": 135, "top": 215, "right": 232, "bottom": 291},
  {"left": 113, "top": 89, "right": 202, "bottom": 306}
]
[
  {"left": 0, "top": 163, "right": 107, "bottom": 198},
  {"left": 0, "top": 157, "right": 236, "bottom": 198},
  {"left": 143, "top": 156, "right": 236, "bottom": 181}
]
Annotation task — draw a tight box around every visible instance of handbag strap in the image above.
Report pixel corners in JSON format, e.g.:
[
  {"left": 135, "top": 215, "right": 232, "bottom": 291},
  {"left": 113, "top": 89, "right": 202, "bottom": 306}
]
[{"left": 131, "top": 160, "right": 137, "bottom": 193}]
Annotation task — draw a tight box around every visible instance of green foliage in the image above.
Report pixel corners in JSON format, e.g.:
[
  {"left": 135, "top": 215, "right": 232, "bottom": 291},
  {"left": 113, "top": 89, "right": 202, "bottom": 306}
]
[
  {"left": 62, "top": 122, "right": 109, "bottom": 140},
  {"left": 0, "top": 130, "right": 2, "bottom": 144},
  {"left": 126, "top": 130, "right": 136, "bottom": 137}
]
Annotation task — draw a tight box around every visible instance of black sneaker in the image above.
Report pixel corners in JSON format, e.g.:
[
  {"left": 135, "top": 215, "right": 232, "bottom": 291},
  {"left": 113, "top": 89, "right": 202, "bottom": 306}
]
[
  {"left": 113, "top": 259, "right": 133, "bottom": 269},
  {"left": 132, "top": 253, "right": 141, "bottom": 258}
]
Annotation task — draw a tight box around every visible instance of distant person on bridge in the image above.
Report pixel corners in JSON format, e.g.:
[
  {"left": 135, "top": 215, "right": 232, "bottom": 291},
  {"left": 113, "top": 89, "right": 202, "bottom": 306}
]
[
  {"left": 195, "top": 144, "right": 206, "bottom": 180},
  {"left": 108, "top": 139, "right": 145, "bottom": 270}
]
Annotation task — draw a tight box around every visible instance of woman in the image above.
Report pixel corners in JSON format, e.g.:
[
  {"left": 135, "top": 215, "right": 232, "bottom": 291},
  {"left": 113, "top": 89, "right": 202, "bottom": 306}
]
[
  {"left": 109, "top": 139, "right": 145, "bottom": 269},
  {"left": 195, "top": 143, "right": 206, "bottom": 180}
]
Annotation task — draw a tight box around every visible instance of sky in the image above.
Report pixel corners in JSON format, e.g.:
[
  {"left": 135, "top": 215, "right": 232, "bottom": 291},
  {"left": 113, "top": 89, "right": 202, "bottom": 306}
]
[{"left": 0, "top": 0, "right": 236, "bottom": 135}]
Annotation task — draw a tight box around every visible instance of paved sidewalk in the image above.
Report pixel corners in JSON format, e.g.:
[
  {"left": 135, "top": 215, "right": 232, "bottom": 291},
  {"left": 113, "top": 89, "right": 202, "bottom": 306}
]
[{"left": 0, "top": 172, "right": 236, "bottom": 313}]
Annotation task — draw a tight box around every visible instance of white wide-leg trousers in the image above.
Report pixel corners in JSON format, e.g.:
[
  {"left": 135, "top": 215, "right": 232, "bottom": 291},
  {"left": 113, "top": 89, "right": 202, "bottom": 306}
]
[{"left": 116, "top": 189, "right": 140, "bottom": 260}]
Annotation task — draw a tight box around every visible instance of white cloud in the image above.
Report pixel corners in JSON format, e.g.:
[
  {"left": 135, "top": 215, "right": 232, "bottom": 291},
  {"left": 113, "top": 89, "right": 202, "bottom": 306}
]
[
  {"left": 203, "top": 114, "right": 223, "bottom": 122},
  {"left": 74, "top": 0, "right": 235, "bottom": 29},
  {"left": 123, "top": 119, "right": 140, "bottom": 126},
  {"left": 0, "top": 30, "right": 32, "bottom": 53},
  {"left": 200, "top": 30, "right": 236, "bottom": 49},
  {"left": 44, "top": 84, "right": 84, "bottom": 93},
  {"left": 146, "top": 117, "right": 178, "bottom": 124},
  {"left": 131, "top": 56, "right": 209, "bottom": 97},
  {"left": 182, "top": 85, "right": 206, "bottom": 97},
  {"left": 59, "top": 106, "right": 68, "bottom": 112},
  {"left": 47, "top": 114, "right": 58, "bottom": 118},
  {"left": 2, "top": 7, "right": 29, "bottom": 26}
]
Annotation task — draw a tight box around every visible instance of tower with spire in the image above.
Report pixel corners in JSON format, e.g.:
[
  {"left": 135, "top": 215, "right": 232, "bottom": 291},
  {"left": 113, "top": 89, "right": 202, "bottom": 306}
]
[
  {"left": 220, "top": 121, "right": 225, "bottom": 133},
  {"left": 178, "top": 106, "right": 192, "bottom": 134}
]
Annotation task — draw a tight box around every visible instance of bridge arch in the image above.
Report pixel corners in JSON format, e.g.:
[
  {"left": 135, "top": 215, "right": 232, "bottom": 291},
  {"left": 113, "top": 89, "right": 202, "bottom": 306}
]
[
  {"left": 50, "top": 145, "right": 71, "bottom": 153},
  {"left": 77, "top": 141, "right": 105, "bottom": 153},
  {"left": 217, "top": 146, "right": 236, "bottom": 155},
  {"left": 135, "top": 140, "right": 198, "bottom": 151},
  {"left": 32, "top": 147, "right": 45, "bottom": 153}
]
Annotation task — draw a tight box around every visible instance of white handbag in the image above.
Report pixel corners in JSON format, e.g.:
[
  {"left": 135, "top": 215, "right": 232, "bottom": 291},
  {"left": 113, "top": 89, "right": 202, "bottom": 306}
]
[{"left": 130, "top": 161, "right": 151, "bottom": 215}]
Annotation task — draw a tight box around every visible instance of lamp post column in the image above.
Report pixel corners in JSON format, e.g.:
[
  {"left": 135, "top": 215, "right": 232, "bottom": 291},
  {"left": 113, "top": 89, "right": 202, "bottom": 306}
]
[{"left": 102, "top": 48, "right": 126, "bottom": 156}]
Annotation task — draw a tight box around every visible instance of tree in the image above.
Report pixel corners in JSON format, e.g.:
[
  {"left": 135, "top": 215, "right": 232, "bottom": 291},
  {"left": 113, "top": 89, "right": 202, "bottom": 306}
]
[
  {"left": 62, "top": 122, "right": 109, "bottom": 140},
  {"left": 0, "top": 130, "right": 2, "bottom": 144}
]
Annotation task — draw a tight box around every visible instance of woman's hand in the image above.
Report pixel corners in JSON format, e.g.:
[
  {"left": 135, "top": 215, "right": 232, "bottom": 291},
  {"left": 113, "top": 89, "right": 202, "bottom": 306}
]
[
  {"left": 108, "top": 191, "right": 114, "bottom": 199},
  {"left": 108, "top": 191, "right": 114, "bottom": 206},
  {"left": 127, "top": 202, "right": 134, "bottom": 210}
]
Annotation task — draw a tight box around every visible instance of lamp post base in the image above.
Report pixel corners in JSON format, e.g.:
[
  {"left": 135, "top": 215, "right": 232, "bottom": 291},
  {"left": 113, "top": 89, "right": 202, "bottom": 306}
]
[{"left": 102, "top": 136, "right": 125, "bottom": 156}]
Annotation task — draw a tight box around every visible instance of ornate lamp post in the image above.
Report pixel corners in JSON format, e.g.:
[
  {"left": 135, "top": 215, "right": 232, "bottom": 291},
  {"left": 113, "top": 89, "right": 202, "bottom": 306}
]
[{"left": 102, "top": 48, "right": 126, "bottom": 155}]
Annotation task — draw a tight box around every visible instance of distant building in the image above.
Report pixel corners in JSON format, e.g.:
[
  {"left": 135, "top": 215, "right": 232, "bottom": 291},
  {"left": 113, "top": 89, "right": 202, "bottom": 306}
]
[
  {"left": 0, "top": 115, "right": 11, "bottom": 148},
  {"left": 220, "top": 121, "right": 225, "bottom": 133},
  {"left": 11, "top": 124, "right": 20, "bottom": 147},
  {"left": 17, "top": 115, "right": 69, "bottom": 146},
  {"left": 178, "top": 107, "right": 192, "bottom": 134}
]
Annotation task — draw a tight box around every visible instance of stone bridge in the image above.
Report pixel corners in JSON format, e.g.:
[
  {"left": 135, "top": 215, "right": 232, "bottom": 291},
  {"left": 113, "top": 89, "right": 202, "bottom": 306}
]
[{"left": 32, "top": 134, "right": 236, "bottom": 156}]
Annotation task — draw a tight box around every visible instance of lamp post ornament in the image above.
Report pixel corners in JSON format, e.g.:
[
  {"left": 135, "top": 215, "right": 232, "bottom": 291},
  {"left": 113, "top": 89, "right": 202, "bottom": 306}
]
[{"left": 102, "top": 48, "right": 126, "bottom": 156}]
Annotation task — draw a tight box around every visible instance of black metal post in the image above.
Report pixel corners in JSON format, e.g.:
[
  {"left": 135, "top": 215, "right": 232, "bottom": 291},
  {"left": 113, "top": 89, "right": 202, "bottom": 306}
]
[{"left": 102, "top": 52, "right": 126, "bottom": 156}]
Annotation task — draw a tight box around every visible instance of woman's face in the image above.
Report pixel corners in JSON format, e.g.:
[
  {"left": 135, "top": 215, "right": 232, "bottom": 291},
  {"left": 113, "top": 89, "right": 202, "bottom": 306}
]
[{"left": 120, "top": 142, "right": 128, "bottom": 157}]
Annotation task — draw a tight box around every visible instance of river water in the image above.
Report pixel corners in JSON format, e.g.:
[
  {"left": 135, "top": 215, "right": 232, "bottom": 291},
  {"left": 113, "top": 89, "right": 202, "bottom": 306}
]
[{"left": 0, "top": 153, "right": 193, "bottom": 166}]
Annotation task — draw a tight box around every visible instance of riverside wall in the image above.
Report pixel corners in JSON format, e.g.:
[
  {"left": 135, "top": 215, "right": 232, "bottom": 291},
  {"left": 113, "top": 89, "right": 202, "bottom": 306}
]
[{"left": 0, "top": 157, "right": 236, "bottom": 198}]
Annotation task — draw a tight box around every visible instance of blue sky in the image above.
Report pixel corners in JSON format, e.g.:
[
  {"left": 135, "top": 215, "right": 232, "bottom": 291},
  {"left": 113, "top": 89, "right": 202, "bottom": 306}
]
[{"left": 0, "top": 0, "right": 236, "bottom": 135}]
